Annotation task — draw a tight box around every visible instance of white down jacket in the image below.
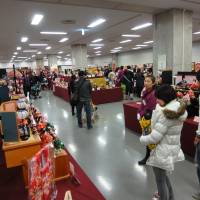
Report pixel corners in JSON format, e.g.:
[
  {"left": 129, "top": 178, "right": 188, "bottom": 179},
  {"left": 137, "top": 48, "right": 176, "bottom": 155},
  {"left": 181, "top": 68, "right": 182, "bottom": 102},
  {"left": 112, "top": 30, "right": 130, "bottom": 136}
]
[{"left": 140, "top": 100, "right": 187, "bottom": 171}]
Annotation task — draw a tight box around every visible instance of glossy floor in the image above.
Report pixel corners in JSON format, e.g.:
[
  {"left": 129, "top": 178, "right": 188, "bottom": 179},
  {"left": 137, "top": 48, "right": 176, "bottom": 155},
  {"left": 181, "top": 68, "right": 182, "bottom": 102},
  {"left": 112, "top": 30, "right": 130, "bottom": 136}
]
[{"left": 33, "top": 91, "right": 198, "bottom": 200}]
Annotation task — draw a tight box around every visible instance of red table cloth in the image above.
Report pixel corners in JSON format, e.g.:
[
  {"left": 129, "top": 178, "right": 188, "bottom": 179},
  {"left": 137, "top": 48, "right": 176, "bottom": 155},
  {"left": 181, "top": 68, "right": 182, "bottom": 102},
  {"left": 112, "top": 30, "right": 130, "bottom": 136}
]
[
  {"left": 53, "top": 86, "right": 70, "bottom": 102},
  {"left": 123, "top": 102, "right": 142, "bottom": 134},
  {"left": 91, "top": 87, "right": 123, "bottom": 105},
  {"left": 123, "top": 101, "right": 197, "bottom": 158}
]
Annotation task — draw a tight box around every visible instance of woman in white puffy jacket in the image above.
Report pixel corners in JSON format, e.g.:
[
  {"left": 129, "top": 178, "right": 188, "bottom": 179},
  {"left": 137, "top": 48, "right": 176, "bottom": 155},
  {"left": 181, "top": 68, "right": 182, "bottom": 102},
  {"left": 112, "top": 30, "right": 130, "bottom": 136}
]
[{"left": 140, "top": 84, "right": 187, "bottom": 200}]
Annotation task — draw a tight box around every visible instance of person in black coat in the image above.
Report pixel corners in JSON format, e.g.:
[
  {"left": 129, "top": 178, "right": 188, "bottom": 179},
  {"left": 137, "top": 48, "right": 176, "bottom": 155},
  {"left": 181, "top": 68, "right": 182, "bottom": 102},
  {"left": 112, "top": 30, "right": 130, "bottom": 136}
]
[
  {"left": 135, "top": 68, "right": 144, "bottom": 97},
  {"left": 69, "top": 75, "right": 77, "bottom": 116}
]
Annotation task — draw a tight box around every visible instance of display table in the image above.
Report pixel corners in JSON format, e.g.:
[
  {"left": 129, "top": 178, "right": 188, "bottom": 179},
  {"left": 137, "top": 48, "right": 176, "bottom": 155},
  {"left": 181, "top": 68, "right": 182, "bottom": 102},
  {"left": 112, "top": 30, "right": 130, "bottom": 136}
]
[
  {"left": 92, "top": 87, "right": 123, "bottom": 105},
  {"left": 123, "top": 102, "right": 142, "bottom": 134},
  {"left": 123, "top": 101, "right": 197, "bottom": 158},
  {"left": 181, "top": 118, "right": 197, "bottom": 158},
  {"left": 2, "top": 134, "right": 41, "bottom": 168},
  {"left": 53, "top": 86, "right": 70, "bottom": 102}
]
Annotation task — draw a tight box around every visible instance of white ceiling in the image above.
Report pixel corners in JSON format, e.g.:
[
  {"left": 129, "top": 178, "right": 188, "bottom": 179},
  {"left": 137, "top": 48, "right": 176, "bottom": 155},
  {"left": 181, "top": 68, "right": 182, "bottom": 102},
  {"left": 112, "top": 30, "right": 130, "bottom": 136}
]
[{"left": 0, "top": 0, "right": 200, "bottom": 63}]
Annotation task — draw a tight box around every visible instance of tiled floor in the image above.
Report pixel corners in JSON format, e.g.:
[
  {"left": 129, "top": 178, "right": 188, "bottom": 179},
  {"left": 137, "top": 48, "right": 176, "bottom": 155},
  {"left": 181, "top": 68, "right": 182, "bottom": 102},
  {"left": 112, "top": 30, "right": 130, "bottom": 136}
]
[{"left": 33, "top": 91, "right": 199, "bottom": 200}]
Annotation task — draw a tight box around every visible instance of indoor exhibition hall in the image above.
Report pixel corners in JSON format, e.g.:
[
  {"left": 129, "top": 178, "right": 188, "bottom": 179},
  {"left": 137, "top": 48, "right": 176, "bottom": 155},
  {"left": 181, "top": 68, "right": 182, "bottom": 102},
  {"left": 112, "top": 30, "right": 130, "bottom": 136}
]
[{"left": 1, "top": 0, "right": 200, "bottom": 200}]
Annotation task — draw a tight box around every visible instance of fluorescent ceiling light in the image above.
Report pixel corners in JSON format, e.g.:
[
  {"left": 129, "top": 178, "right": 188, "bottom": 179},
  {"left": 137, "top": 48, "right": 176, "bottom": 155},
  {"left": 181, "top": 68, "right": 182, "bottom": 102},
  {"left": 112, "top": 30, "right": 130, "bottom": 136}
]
[
  {"left": 18, "top": 57, "right": 27, "bottom": 59},
  {"left": 14, "top": 52, "right": 18, "bottom": 55},
  {"left": 12, "top": 56, "right": 16, "bottom": 58},
  {"left": 14, "top": 60, "right": 23, "bottom": 62},
  {"left": 23, "top": 50, "right": 38, "bottom": 53},
  {"left": 92, "top": 38, "right": 103, "bottom": 43},
  {"left": 122, "top": 34, "right": 141, "bottom": 37},
  {"left": 58, "top": 51, "right": 63, "bottom": 54},
  {"left": 136, "top": 44, "right": 148, "bottom": 47},
  {"left": 132, "top": 47, "right": 141, "bottom": 50},
  {"left": 96, "top": 54, "right": 101, "bottom": 56},
  {"left": 66, "top": 54, "right": 71, "bottom": 56},
  {"left": 93, "top": 47, "right": 102, "bottom": 50},
  {"left": 82, "top": 29, "right": 85, "bottom": 36},
  {"left": 16, "top": 46, "right": 22, "bottom": 50},
  {"left": 144, "top": 40, "right": 154, "bottom": 44},
  {"left": 114, "top": 47, "right": 122, "bottom": 50},
  {"left": 32, "top": 55, "right": 36, "bottom": 57},
  {"left": 37, "top": 51, "right": 42, "bottom": 54},
  {"left": 57, "top": 56, "right": 62, "bottom": 58},
  {"left": 88, "top": 18, "right": 106, "bottom": 28},
  {"left": 45, "top": 46, "right": 52, "bottom": 50},
  {"left": 95, "top": 51, "right": 101, "bottom": 54},
  {"left": 59, "top": 38, "right": 69, "bottom": 43},
  {"left": 21, "top": 37, "right": 28, "bottom": 43},
  {"left": 89, "top": 44, "right": 104, "bottom": 47},
  {"left": 40, "top": 31, "right": 67, "bottom": 35},
  {"left": 120, "top": 40, "right": 132, "bottom": 44},
  {"left": 131, "top": 22, "right": 152, "bottom": 31},
  {"left": 110, "top": 50, "right": 120, "bottom": 53},
  {"left": 31, "top": 14, "right": 44, "bottom": 25},
  {"left": 193, "top": 31, "right": 200, "bottom": 34},
  {"left": 29, "top": 44, "right": 48, "bottom": 46}
]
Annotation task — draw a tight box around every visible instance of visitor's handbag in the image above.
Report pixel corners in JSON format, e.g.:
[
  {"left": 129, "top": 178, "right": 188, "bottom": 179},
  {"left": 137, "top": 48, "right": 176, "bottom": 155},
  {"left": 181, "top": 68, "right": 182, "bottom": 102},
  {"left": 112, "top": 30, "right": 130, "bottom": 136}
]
[{"left": 70, "top": 79, "right": 85, "bottom": 106}]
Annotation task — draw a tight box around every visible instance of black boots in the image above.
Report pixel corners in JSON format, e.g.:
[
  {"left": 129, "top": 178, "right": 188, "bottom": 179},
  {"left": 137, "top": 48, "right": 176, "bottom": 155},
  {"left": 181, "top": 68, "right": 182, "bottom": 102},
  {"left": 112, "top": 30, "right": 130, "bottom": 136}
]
[{"left": 138, "top": 147, "right": 151, "bottom": 165}]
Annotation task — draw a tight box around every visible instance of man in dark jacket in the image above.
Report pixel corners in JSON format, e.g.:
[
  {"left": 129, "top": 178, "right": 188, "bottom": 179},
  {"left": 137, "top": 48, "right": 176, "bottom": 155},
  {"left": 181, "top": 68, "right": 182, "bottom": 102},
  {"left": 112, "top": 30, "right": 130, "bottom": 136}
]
[{"left": 75, "top": 71, "right": 92, "bottom": 129}]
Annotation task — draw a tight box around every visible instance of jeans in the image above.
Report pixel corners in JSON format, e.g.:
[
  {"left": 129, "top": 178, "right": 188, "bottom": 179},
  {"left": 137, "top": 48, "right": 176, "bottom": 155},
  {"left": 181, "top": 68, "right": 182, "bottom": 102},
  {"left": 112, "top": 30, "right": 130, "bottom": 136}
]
[
  {"left": 153, "top": 167, "right": 175, "bottom": 200},
  {"left": 77, "top": 100, "right": 92, "bottom": 128},
  {"left": 197, "top": 144, "right": 200, "bottom": 185}
]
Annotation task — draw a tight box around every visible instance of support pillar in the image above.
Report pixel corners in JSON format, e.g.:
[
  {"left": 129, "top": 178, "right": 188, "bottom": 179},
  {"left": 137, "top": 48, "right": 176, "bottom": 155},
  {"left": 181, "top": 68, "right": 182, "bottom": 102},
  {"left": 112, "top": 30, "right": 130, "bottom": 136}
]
[
  {"left": 71, "top": 44, "right": 87, "bottom": 69},
  {"left": 36, "top": 59, "right": 44, "bottom": 69},
  {"left": 153, "top": 9, "right": 192, "bottom": 75},
  {"left": 48, "top": 55, "right": 58, "bottom": 71}
]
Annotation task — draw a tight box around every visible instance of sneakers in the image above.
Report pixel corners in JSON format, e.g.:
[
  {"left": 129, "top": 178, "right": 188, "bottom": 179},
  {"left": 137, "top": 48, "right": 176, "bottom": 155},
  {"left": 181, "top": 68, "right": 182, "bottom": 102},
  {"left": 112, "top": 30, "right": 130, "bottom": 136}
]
[{"left": 192, "top": 193, "right": 200, "bottom": 200}]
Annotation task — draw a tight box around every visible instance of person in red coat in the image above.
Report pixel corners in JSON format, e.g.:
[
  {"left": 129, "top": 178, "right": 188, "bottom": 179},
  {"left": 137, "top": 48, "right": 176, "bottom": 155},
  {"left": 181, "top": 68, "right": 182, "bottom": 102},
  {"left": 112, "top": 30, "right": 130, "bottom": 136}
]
[{"left": 137, "top": 75, "right": 157, "bottom": 165}]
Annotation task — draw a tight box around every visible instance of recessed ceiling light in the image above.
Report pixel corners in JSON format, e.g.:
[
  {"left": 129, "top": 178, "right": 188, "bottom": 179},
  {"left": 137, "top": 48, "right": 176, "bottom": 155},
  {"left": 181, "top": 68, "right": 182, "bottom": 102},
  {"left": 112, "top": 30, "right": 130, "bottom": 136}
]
[
  {"left": 23, "top": 50, "right": 38, "bottom": 53},
  {"left": 93, "top": 47, "right": 102, "bottom": 50},
  {"left": 21, "top": 37, "right": 28, "bottom": 43},
  {"left": 96, "top": 54, "right": 102, "bottom": 56},
  {"left": 193, "top": 31, "right": 200, "bottom": 34},
  {"left": 82, "top": 29, "right": 85, "bottom": 36},
  {"left": 131, "top": 23, "right": 152, "bottom": 31},
  {"left": 132, "top": 47, "right": 141, "bottom": 50},
  {"left": 29, "top": 44, "right": 48, "bottom": 46},
  {"left": 144, "top": 41, "right": 154, "bottom": 44},
  {"left": 12, "top": 56, "right": 16, "bottom": 58},
  {"left": 59, "top": 38, "right": 69, "bottom": 43},
  {"left": 95, "top": 51, "right": 102, "bottom": 54},
  {"left": 122, "top": 34, "right": 141, "bottom": 37},
  {"left": 136, "top": 44, "right": 148, "bottom": 47},
  {"left": 92, "top": 38, "right": 103, "bottom": 43},
  {"left": 88, "top": 18, "right": 106, "bottom": 28},
  {"left": 16, "top": 46, "right": 22, "bottom": 50},
  {"left": 31, "top": 14, "right": 44, "bottom": 25},
  {"left": 89, "top": 44, "right": 104, "bottom": 47},
  {"left": 45, "top": 46, "right": 52, "bottom": 50},
  {"left": 66, "top": 54, "right": 71, "bottom": 56},
  {"left": 120, "top": 40, "right": 132, "bottom": 44},
  {"left": 32, "top": 55, "right": 36, "bottom": 57},
  {"left": 40, "top": 31, "right": 67, "bottom": 35},
  {"left": 14, "top": 52, "right": 18, "bottom": 55},
  {"left": 110, "top": 50, "right": 120, "bottom": 53},
  {"left": 57, "top": 56, "right": 62, "bottom": 58},
  {"left": 58, "top": 51, "right": 63, "bottom": 54},
  {"left": 37, "top": 51, "right": 42, "bottom": 54},
  {"left": 114, "top": 47, "right": 122, "bottom": 50},
  {"left": 18, "top": 57, "right": 27, "bottom": 59}
]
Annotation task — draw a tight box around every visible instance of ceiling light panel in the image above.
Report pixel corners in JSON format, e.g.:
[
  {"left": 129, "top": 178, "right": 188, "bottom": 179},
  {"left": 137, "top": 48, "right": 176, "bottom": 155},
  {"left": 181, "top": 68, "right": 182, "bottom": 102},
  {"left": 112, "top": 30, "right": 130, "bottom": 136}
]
[
  {"left": 14, "top": 52, "right": 18, "bottom": 55},
  {"left": 131, "top": 23, "right": 152, "bottom": 31},
  {"left": 132, "top": 47, "right": 141, "bottom": 50},
  {"left": 92, "top": 38, "right": 103, "bottom": 43},
  {"left": 89, "top": 44, "right": 104, "bottom": 47},
  {"left": 46, "top": 46, "right": 52, "bottom": 50},
  {"left": 23, "top": 50, "right": 38, "bottom": 53},
  {"left": 144, "top": 41, "right": 154, "bottom": 44},
  {"left": 88, "top": 18, "right": 106, "bottom": 28},
  {"left": 16, "top": 46, "right": 22, "bottom": 50},
  {"left": 37, "top": 51, "right": 42, "bottom": 54},
  {"left": 93, "top": 47, "right": 102, "bottom": 50},
  {"left": 59, "top": 38, "right": 69, "bottom": 43},
  {"left": 120, "top": 40, "right": 132, "bottom": 44},
  {"left": 21, "top": 37, "right": 28, "bottom": 43},
  {"left": 29, "top": 44, "right": 48, "bottom": 46},
  {"left": 40, "top": 31, "right": 67, "bottom": 35},
  {"left": 95, "top": 51, "right": 101, "bottom": 53},
  {"left": 136, "top": 44, "right": 148, "bottom": 47},
  {"left": 114, "top": 47, "right": 122, "bottom": 49},
  {"left": 58, "top": 51, "right": 63, "bottom": 54},
  {"left": 122, "top": 34, "right": 141, "bottom": 37},
  {"left": 31, "top": 14, "right": 44, "bottom": 25}
]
